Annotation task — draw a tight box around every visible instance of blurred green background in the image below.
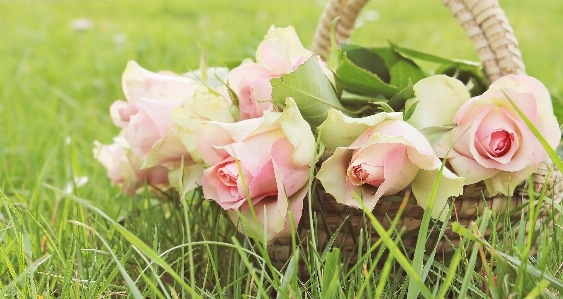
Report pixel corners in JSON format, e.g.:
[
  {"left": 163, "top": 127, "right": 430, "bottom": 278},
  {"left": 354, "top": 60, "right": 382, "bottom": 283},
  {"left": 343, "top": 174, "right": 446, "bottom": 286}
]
[{"left": 1, "top": 0, "right": 562, "bottom": 203}]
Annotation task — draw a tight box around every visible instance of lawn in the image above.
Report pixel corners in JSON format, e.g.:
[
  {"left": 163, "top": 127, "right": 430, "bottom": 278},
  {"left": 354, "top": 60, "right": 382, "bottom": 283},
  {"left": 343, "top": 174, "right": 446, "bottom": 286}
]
[{"left": 2, "top": 0, "right": 563, "bottom": 297}]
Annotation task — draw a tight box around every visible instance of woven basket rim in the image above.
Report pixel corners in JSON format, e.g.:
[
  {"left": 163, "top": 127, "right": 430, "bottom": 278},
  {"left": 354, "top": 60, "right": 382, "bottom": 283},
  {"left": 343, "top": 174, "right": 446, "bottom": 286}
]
[{"left": 311, "top": 0, "right": 525, "bottom": 83}]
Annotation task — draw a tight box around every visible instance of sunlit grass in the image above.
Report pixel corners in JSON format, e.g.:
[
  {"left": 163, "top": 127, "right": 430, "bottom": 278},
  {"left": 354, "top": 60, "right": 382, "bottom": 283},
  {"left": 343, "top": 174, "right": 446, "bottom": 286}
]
[{"left": 2, "top": 0, "right": 563, "bottom": 297}]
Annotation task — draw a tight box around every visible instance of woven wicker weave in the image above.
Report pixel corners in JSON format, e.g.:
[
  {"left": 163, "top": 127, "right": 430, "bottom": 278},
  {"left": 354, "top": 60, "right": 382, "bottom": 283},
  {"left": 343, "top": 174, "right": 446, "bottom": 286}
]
[{"left": 268, "top": 0, "right": 563, "bottom": 265}]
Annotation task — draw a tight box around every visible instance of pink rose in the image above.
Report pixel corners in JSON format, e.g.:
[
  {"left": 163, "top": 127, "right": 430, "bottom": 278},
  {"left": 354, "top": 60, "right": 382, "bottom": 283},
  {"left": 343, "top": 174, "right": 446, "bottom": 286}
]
[
  {"left": 226, "top": 26, "right": 312, "bottom": 120},
  {"left": 410, "top": 75, "right": 561, "bottom": 196},
  {"left": 109, "top": 61, "right": 200, "bottom": 165},
  {"left": 110, "top": 61, "right": 200, "bottom": 129},
  {"left": 196, "top": 99, "right": 316, "bottom": 243},
  {"left": 317, "top": 111, "right": 464, "bottom": 220},
  {"left": 93, "top": 136, "right": 169, "bottom": 194}
]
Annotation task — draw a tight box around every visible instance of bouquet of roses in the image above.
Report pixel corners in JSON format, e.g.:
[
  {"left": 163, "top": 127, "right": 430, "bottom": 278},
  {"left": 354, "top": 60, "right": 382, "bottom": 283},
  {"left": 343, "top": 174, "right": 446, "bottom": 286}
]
[{"left": 94, "top": 26, "right": 561, "bottom": 244}]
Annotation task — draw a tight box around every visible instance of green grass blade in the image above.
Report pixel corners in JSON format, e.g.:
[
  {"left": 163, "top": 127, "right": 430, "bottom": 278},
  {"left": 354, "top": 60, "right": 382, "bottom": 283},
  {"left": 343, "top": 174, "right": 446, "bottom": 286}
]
[
  {"left": 47, "top": 186, "right": 201, "bottom": 298},
  {"left": 68, "top": 221, "right": 144, "bottom": 299},
  {"left": 0, "top": 255, "right": 51, "bottom": 297},
  {"left": 355, "top": 194, "right": 434, "bottom": 299}
]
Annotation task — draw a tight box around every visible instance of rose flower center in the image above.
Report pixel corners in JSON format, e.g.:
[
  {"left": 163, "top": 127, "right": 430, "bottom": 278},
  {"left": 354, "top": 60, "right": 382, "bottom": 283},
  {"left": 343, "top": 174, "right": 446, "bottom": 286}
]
[
  {"left": 218, "top": 166, "right": 238, "bottom": 187},
  {"left": 489, "top": 130, "right": 512, "bottom": 157},
  {"left": 348, "top": 163, "right": 384, "bottom": 187}
]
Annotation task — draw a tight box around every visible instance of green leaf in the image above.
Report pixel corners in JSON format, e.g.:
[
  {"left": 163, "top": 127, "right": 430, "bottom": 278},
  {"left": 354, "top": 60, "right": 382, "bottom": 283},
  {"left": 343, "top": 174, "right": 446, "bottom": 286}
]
[
  {"left": 390, "top": 41, "right": 480, "bottom": 67},
  {"left": 389, "top": 41, "right": 487, "bottom": 96},
  {"left": 278, "top": 251, "right": 299, "bottom": 299},
  {"left": 329, "top": 18, "right": 341, "bottom": 71},
  {"left": 344, "top": 48, "right": 390, "bottom": 82},
  {"left": 337, "top": 52, "right": 401, "bottom": 98},
  {"left": 337, "top": 44, "right": 424, "bottom": 98},
  {"left": 370, "top": 101, "right": 395, "bottom": 113},
  {"left": 329, "top": 68, "right": 343, "bottom": 99},
  {"left": 403, "top": 100, "right": 419, "bottom": 121},
  {"left": 341, "top": 44, "right": 402, "bottom": 66},
  {"left": 271, "top": 56, "right": 345, "bottom": 127},
  {"left": 321, "top": 248, "right": 341, "bottom": 298},
  {"left": 389, "top": 59, "right": 425, "bottom": 88},
  {"left": 388, "top": 81, "right": 414, "bottom": 111},
  {"left": 369, "top": 47, "right": 402, "bottom": 67}
]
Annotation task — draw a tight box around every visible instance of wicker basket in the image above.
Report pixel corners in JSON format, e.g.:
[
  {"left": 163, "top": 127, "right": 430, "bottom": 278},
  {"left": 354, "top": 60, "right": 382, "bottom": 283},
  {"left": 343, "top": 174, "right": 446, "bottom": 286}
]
[{"left": 267, "top": 0, "right": 563, "bottom": 265}]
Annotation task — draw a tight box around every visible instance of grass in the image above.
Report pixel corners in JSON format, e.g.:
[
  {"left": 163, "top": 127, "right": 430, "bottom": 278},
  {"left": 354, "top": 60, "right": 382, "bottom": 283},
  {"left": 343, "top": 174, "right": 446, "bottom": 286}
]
[{"left": 2, "top": 0, "right": 563, "bottom": 297}]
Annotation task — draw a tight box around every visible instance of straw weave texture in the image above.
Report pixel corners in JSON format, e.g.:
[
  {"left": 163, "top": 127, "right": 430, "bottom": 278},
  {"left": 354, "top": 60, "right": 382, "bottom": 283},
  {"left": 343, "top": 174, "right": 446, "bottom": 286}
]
[{"left": 269, "top": 0, "right": 562, "bottom": 266}]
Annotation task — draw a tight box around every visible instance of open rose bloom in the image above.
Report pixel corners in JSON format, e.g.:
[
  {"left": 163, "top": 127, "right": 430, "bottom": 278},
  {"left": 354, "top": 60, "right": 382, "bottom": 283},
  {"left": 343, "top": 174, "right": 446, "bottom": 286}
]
[
  {"left": 407, "top": 75, "right": 561, "bottom": 196},
  {"left": 98, "top": 60, "right": 234, "bottom": 194},
  {"left": 195, "top": 98, "right": 315, "bottom": 243},
  {"left": 317, "top": 110, "right": 465, "bottom": 220},
  {"left": 225, "top": 26, "right": 315, "bottom": 120}
]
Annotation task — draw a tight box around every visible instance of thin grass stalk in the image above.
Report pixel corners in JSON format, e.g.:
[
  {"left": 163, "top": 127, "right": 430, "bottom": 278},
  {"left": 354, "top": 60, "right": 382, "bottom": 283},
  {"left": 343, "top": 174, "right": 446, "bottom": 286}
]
[
  {"left": 47, "top": 186, "right": 202, "bottom": 298},
  {"left": 354, "top": 193, "right": 434, "bottom": 298}
]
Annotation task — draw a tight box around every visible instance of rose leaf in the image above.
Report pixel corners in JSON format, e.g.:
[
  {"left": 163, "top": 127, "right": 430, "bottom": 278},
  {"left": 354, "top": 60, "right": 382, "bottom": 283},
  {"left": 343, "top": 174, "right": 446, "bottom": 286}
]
[{"left": 271, "top": 56, "right": 345, "bottom": 127}]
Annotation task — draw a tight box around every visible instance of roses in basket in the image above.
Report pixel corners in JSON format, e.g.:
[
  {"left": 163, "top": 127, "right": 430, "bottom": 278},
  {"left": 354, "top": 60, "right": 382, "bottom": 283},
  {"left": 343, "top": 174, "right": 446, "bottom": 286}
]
[{"left": 94, "top": 26, "right": 561, "bottom": 243}]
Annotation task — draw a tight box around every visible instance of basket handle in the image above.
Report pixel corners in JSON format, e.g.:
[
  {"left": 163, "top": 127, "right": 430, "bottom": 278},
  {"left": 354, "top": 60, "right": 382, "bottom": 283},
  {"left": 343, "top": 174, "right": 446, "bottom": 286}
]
[{"left": 311, "top": 0, "right": 526, "bottom": 83}]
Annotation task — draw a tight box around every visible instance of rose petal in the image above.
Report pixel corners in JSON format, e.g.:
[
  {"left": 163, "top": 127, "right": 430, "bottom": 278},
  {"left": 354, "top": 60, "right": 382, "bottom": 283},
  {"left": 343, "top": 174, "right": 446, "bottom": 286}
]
[
  {"left": 168, "top": 163, "right": 204, "bottom": 196},
  {"left": 353, "top": 130, "right": 436, "bottom": 170},
  {"left": 271, "top": 137, "right": 311, "bottom": 197},
  {"left": 196, "top": 117, "right": 278, "bottom": 166},
  {"left": 110, "top": 100, "right": 138, "bottom": 128},
  {"left": 143, "top": 126, "right": 192, "bottom": 169},
  {"left": 227, "top": 163, "right": 308, "bottom": 244},
  {"left": 411, "top": 166, "right": 465, "bottom": 221},
  {"left": 262, "top": 26, "right": 312, "bottom": 59},
  {"left": 245, "top": 159, "right": 278, "bottom": 206},
  {"left": 256, "top": 38, "right": 292, "bottom": 74},
  {"left": 131, "top": 81, "right": 195, "bottom": 136},
  {"left": 448, "top": 153, "right": 499, "bottom": 184},
  {"left": 317, "top": 148, "right": 352, "bottom": 206},
  {"left": 499, "top": 75, "right": 560, "bottom": 149},
  {"left": 343, "top": 178, "right": 377, "bottom": 209},
  {"left": 226, "top": 63, "right": 273, "bottom": 98},
  {"left": 503, "top": 109, "right": 548, "bottom": 168},
  {"left": 374, "top": 120, "right": 437, "bottom": 161},
  {"left": 319, "top": 109, "right": 401, "bottom": 151},
  {"left": 272, "top": 184, "right": 306, "bottom": 241},
  {"left": 195, "top": 122, "right": 236, "bottom": 166},
  {"left": 272, "top": 98, "right": 316, "bottom": 167},
  {"left": 127, "top": 112, "right": 161, "bottom": 159},
  {"left": 487, "top": 77, "right": 538, "bottom": 123},
  {"left": 220, "top": 129, "right": 284, "bottom": 175},
  {"left": 473, "top": 107, "right": 519, "bottom": 165},
  {"left": 406, "top": 75, "right": 470, "bottom": 130},
  {"left": 369, "top": 145, "right": 419, "bottom": 209},
  {"left": 345, "top": 145, "right": 419, "bottom": 210},
  {"left": 483, "top": 164, "right": 538, "bottom": 196},
  {"left": 122, "top": 60, "right": 198, "bottom": 102}
]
